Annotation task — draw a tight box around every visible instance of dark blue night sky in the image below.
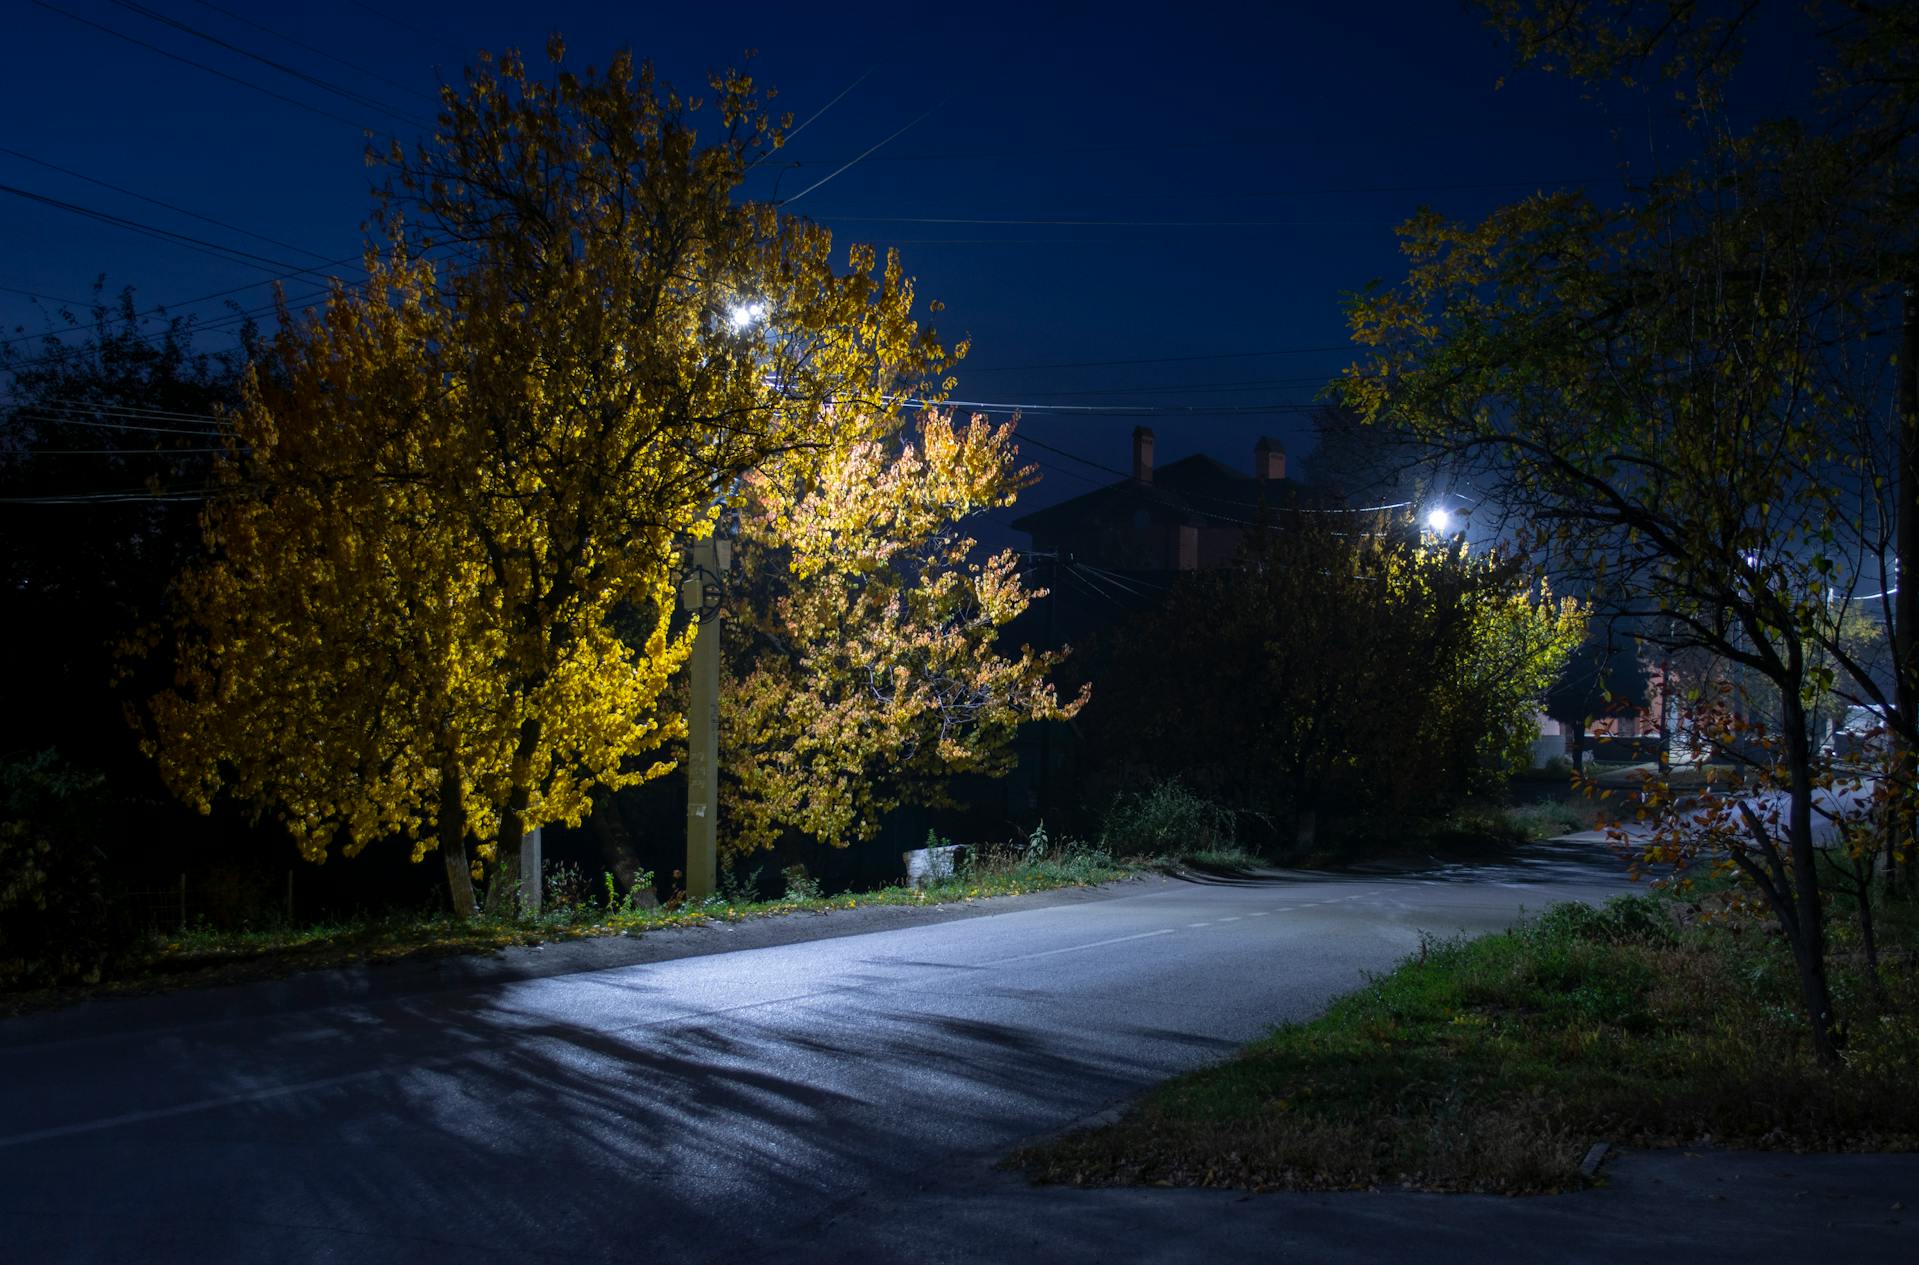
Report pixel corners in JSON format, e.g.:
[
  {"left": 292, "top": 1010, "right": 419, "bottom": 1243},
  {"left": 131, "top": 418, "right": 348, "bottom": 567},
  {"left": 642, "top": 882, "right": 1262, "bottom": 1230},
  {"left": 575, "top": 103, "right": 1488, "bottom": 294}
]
[{"left": 1, "top": 0, "right": 1815, "bottom": 520}]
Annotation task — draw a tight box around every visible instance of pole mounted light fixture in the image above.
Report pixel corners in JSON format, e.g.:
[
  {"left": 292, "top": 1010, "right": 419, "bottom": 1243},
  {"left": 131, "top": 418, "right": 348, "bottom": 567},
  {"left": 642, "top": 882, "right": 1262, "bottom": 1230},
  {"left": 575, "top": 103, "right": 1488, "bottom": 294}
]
[
  {"left": 726, "top": 299, "right": 769, "bottom": 332},
  {"left": 1425, "top": 506, "right": 1453, "bottom": 535}
]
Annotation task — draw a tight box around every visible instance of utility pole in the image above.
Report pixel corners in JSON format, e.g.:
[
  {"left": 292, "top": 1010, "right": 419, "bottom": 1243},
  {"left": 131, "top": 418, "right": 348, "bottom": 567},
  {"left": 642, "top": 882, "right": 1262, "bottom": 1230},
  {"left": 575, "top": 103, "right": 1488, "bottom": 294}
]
[
  {"left": 519, "top": 826, "right": 543, "bottom": 914},
  {"left": 681, "top": 536, "right": 730, "bottom": 902},
  {"left": 1037, "top": 550, "right": 1058, "bottom": 820},
  {"left": 1895, "top": 282, "right": 1919, "bottom": 886}
]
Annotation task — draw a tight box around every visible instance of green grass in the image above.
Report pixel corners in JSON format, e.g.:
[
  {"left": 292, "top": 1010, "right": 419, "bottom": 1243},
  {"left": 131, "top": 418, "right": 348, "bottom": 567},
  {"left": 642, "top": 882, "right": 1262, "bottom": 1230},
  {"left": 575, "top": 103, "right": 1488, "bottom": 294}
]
[
  {"left": 3, "top": 838, "right": 1172, "bottom": 1012},
  {"left": 1013, "top": 892, "right": 1919, "bottom": 1194}
]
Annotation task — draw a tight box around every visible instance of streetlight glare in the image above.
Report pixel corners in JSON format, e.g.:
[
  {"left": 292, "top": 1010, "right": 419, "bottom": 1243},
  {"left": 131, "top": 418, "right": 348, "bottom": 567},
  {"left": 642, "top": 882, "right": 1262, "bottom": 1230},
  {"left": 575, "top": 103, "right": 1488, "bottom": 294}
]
[
  {"left": 1425, "top": 506, "right": 1452, "bottom": 534},
  {"left": 727, "top": 300, "right": 768, "bottom": 332}
]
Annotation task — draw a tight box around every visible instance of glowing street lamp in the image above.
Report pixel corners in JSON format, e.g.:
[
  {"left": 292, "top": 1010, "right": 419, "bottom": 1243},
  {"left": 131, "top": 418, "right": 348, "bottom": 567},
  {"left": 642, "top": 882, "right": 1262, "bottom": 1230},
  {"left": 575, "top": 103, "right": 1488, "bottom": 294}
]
[
  {"left": 1425, "top": 506, "right": 1454, "bottom": 535},
  {"left": 726, "top": 299, "right": 768, "bottom": 332}
]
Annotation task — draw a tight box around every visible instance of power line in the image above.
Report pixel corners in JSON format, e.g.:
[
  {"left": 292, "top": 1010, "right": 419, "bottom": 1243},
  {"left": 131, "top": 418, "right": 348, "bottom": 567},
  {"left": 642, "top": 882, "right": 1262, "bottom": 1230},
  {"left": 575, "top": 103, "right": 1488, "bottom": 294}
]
[
  {"left": 0, "top": 146, "right": 341, "bottom": 263},
  {"left": 933, "top": 395, "right": 1322, "bottom": 416},
  {"left": 11, "top": 398, "right": 227, "bottom": 424},
  {"left": 0, "top": 282, "right": 334, "bottom": 354},
  {"left": 0, "top": 183, "right": 356, "bottom": 283},
  {"left": 103, "top": 0, "right": 429, "bottom": 128},
  {"left": 341, "top": 0, "right": 436, "bottom": 42},
  {"left": 962, "top": 345, "right": 1351, "bottom": 374},
  {"left": 0, "top": 489, "right": 212, "bottom": 503},
  {"left": 1016, "top": 374, "right": 1334, "bottom": 399},
  {"left": 18, "top": 447, "right": 231, "bottom": 455},
  {"left": 33, "top": 0, "right": 373, "bottom": 131},
  {"left": 780, "top": 107, "right": 939, "bottom": 208},
  {"left": 1016, "top": 432, "right": 1129, "bottom": 481},
  {"left": 0, "top": 282, "right": 96, "bottom": 308},
  {"left": 823, "top": 215, "right": 1352, "bottom": 229},
  {"left": 749, "top": 70, "right": 870, "bottom": 176},
  {"left": 187, "top": 0, "right": 441, "bottom": 105}
]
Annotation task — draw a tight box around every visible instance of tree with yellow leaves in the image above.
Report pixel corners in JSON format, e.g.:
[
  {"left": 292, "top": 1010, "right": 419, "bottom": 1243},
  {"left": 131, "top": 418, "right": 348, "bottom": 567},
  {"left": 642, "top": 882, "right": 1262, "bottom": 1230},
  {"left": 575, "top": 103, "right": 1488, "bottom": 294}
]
[
  {"left": 145, "top": 42, "right": 951, "bottom": 913},
  {"left": 719, "top": 410, "right": 1085, "bottom": 858}
]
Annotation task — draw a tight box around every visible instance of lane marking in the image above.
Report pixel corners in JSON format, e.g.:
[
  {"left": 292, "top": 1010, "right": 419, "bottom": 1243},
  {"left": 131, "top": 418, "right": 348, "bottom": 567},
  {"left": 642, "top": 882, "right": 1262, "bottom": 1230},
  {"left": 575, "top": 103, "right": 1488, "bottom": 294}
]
[
  {"left": 991, "top": 927, "right": 1177, "bottom": 964},
  {"left": 1247, "top": 912, "right": 1269, "bottom": 917},
  {"left": 0, "top": 1060, "right": 450, "bottom": 1151},
  {"left": 1218, "top": 917, "right": 1241, "bottom": 923}
]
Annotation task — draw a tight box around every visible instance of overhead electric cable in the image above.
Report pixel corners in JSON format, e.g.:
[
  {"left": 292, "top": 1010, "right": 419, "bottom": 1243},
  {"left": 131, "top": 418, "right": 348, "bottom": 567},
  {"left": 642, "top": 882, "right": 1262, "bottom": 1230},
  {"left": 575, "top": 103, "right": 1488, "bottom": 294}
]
[
  {"left": 824, "top": 215, "right": 1348, "bottom": 228},
  {"left": 103, "top": 0, "right": 429, "bottom": 127},
  {"left": 187, "top": 0, "right": 441, "bottom": 104},
  {"left": 0, "top": 146, "right": 341, "bottom": 262},
  {"left": 0, "top": 182, "right": 351, "bottom": 280},
  {"left": 779, "top": 107, "right": 938, "bottom": 207},
  {"left": 963, "top": 345, "right": 1350, "bottom": 374},
  {"left": 749, "top": 69, "right": 870, "bottom": 172},
  {"left": 33, "top": 1, "right": 373, "bottom": 131}
]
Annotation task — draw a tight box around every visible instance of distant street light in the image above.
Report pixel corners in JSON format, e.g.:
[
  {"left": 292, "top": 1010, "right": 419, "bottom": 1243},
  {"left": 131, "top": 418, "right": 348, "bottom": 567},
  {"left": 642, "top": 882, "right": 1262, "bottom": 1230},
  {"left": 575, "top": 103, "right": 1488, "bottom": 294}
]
[
  {"left": 727, "top": 299, "right": 768, "bottom": 332},
  {"left": 1425, "top": 506, "right": 1453, "bottom": 535}
]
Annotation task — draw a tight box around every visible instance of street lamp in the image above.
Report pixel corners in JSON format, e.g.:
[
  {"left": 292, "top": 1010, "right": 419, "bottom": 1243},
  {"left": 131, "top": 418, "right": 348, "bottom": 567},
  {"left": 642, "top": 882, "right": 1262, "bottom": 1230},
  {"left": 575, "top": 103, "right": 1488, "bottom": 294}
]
[
  {"left": 1425, "top": 506, "right": 1453, "bottom": 535},
  {"left": 726, "top": 299, "right": 768, "bottom": 332},
  {"left": 678, "top": 297, "right": 772, "bottom": 903}
]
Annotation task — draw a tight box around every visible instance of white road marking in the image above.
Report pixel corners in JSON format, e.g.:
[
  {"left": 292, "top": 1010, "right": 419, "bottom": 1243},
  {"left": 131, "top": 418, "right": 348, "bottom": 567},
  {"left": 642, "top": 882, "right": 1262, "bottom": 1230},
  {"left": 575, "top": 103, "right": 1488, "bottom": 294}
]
[
  {"left": 1218, "top": 917, "right": 1241, "bottom": 923},
  {"left": 0, "top": 1060, "right": 453, "bottom": 1150},
  {"left": 992, "top": 927, "right": 1178, "bottom": 964}
]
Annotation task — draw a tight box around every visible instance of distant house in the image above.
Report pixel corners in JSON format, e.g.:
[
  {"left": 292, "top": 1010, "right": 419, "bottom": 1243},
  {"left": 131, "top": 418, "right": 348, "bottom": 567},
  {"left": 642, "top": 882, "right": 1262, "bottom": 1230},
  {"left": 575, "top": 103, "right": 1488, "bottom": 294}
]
[{"left": 1011, "top": 427, "right": 1305, "bottom": 573}]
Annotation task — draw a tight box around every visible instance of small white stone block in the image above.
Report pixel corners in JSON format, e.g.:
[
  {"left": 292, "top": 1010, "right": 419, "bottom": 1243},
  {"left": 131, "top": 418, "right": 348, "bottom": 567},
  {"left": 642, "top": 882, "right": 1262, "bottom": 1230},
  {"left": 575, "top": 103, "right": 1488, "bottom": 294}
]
[{"left": 903, "top": 844, "right": 966, "bottom": 888}]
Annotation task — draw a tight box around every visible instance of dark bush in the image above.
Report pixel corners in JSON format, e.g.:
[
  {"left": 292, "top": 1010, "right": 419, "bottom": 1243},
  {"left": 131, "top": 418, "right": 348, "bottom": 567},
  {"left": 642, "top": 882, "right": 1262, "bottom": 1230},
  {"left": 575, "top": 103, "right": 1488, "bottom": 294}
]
[{"left": 0, "top": 751, "right": 131, "bottom": 988}]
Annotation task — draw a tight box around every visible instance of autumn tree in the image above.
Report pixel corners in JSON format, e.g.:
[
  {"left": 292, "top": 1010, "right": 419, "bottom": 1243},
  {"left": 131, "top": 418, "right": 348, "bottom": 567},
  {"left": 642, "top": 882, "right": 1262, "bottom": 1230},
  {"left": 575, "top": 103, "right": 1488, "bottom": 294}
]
[
  {"left": 1084, "top": 514, "right": 1582, "bottom": 850},
  {"left": 718, "top": 409, "right": 1084, "bottom": 859},
  {"left": 1341, "top": 2, "right": 1918, "bottom": 1061},
  {"left": 147, "top": 43, "right": 950, "bottom": 913}
]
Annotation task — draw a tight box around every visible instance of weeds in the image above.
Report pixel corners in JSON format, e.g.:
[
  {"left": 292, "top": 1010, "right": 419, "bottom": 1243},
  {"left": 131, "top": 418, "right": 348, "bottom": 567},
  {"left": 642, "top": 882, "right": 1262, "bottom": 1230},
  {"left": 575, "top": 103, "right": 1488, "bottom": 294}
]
[
  {"left": 1015, "top": 892, "right": 1919, "bottom": 1194},
  {"left": 1101, "top": 781, "right": 1243, "bottom": 859}
]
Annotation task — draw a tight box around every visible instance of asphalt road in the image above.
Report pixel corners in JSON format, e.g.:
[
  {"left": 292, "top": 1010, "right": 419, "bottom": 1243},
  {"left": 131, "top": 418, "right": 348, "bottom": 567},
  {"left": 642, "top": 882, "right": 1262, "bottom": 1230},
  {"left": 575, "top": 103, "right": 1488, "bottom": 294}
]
[{"left": 3, "top": 840, "right": 1908, "bottom": 1264}]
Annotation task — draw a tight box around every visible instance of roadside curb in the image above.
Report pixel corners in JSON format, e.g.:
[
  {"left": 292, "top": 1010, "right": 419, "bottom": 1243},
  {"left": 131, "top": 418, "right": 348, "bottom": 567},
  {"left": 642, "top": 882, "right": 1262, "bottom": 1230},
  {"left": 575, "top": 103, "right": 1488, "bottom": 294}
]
[{"left": 0, "top": 874, "right": 1182, "bottom": 1045}]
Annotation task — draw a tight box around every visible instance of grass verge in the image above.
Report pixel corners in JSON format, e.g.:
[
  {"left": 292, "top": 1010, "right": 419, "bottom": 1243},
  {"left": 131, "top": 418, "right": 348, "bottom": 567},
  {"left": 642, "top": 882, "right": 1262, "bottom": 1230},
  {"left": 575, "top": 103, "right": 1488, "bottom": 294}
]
[
  {"left": 4, "top": 839, "right": 1235, "bottom": 1014},
  {"left": 1013, "top": 892, "right": 1919, "bottom": 1194}
]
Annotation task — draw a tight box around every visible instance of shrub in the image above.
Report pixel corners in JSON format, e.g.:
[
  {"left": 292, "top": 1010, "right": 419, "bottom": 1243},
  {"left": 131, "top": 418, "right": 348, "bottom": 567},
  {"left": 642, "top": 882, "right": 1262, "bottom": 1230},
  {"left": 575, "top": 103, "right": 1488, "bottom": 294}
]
[
  {"left": 781, "top": 864, "right": 822, "bottom": 902},
  {"left": 0, "top": 750, "right": 127, "bottom": 988},
  {"left": 1521, "top": 894, "right": 1676, "bottom": 948},
  {"left": 544, "top": 860, "right": 591, "bottom": 912},
  {"left": 1100, "top": 780, "right": 1238, "bottom": 856}
]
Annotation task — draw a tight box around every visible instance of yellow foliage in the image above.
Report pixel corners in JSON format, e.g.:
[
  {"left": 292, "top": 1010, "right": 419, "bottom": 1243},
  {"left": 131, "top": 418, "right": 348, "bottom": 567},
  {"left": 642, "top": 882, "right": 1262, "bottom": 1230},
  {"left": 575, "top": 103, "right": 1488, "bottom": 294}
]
[
  {"left": 143, "top": 45, "right": 951, "bottom": 890},
  {"left": 720, "top": 410, "right": 1083, "bottom": 856}
]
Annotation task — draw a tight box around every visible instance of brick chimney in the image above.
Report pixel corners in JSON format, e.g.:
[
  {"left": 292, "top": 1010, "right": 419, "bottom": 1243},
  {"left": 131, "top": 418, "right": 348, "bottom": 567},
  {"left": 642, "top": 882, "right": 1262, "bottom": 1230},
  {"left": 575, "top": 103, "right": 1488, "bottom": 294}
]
[
  {"left": 1254, "top": 436, "right": 1285, "bottom": 481},
  {"left": 1132, "top": 426, "right": 1155, "bottom": 485}
]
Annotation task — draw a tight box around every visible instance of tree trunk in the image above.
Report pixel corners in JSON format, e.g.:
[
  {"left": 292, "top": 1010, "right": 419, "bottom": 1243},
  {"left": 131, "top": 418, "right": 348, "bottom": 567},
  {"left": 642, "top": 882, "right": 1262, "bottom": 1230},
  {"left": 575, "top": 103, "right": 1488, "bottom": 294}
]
[
  {"left": 487, "top": 715, "right": 546, "bottom": 916},
  {"left": 438, "top": 762, "right": 476, "bottom": 920},
  {"left": 1782, "top": 697, "right": 1842, "bottom": 1066},
  {"left": 588, "top": 793, "right": 641, "bottom": 890},
  {"left": 497, "top": 716, "right": 544, "bottom": 861}
]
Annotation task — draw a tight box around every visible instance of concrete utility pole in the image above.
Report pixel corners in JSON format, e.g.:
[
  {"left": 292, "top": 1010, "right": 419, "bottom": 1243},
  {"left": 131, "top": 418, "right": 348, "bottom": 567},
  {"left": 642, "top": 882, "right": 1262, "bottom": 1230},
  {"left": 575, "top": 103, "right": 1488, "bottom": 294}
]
[
  {"left": 681, "top": 537, "right": 730, "bottom": 902},
  {"left": 1895, "top": 282, "right": 1919, "bottom": 885},
  {"left": 519, "top": 826, "right": 542, "bottom": 914}
]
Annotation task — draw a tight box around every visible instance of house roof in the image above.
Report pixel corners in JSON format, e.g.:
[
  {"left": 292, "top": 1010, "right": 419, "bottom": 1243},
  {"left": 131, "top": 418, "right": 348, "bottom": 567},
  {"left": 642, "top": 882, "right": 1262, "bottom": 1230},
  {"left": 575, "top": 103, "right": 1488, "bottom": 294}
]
[{"left": 1011, "top": 452, "right": 1301, "bottom": 535}]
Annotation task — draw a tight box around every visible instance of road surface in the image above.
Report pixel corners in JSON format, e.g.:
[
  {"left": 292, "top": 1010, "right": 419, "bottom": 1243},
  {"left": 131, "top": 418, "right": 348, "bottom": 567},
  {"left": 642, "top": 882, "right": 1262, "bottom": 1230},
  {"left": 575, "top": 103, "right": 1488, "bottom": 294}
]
[{"left": 5, "top": 840, "right": 1903, "bottom": 1263}]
